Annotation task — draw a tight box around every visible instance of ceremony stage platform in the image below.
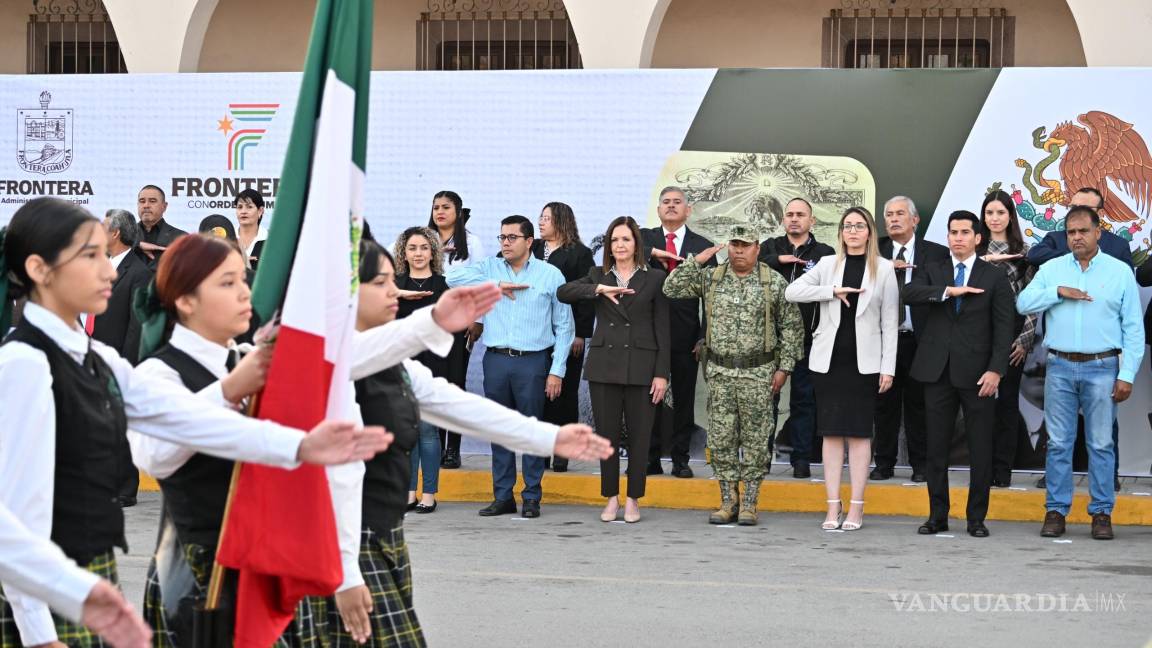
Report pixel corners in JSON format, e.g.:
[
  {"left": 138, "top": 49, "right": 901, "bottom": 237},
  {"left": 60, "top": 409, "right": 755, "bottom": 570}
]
[{"left": 140, "top": 457, "right": 1152, "bottom": 526}]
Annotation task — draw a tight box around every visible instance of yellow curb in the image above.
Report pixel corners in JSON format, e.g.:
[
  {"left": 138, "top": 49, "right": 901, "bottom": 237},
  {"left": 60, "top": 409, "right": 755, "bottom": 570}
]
[{"left": 139, "top": 469, "right": 1152, "bottom": 525}]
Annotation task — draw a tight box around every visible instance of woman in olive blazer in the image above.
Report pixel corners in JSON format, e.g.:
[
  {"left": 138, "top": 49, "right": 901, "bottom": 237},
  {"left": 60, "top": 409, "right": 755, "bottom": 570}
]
[{"left": 558, "top": 216, "right": 671, "bottom": 524}]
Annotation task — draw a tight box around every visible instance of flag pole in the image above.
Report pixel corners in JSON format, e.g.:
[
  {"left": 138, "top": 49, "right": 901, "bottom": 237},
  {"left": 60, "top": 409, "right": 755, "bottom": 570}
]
[{"left": 205, "top": 393, "right": 261, "bottom": 610}]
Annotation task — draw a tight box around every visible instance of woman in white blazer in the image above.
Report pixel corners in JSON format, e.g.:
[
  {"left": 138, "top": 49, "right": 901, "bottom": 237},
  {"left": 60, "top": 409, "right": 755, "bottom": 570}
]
[{"left": 785, "top": 206, "right": 899, "bottom": 531}]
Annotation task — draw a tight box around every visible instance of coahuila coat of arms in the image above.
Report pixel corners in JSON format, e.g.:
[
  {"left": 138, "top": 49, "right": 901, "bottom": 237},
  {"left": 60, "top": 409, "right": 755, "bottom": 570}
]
[{"left": 17, "top": 91, "right": 72, "bottom": 175}]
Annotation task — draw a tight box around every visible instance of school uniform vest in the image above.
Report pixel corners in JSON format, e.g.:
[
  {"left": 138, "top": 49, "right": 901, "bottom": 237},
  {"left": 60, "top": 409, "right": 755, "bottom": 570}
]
[
  {"left": 354, "top": 365, "right": 421, "bottom": 534},
  {"left": 4, "top": 322, "right": 129, "bottom": 565},
  {"left": 151, "top": 345, "right": 234, "bottom": 548}
]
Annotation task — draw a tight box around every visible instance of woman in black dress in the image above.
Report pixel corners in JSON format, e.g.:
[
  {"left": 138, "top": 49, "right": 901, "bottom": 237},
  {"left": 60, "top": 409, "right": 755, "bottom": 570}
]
[
  {"left": 786, "top": 207, "right": 899, "bottom": 531},
  {"left": 394, "top": 226, "right": 449, "bottom": 512},
  {"left": 532, "top": 202, "right": 595, "bottom": 472}
]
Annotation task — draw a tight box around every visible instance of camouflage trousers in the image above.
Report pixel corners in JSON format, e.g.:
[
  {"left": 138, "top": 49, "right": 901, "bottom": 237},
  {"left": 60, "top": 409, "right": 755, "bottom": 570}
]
[{"left": 706, "top": 370, "right": 777, "bottom": 481}]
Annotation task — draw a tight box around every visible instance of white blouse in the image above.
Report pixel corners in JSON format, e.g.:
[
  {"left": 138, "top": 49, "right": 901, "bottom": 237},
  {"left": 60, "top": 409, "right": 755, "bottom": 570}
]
[{"left": 0, "top": 303, "right": 308, "bottom": 645}]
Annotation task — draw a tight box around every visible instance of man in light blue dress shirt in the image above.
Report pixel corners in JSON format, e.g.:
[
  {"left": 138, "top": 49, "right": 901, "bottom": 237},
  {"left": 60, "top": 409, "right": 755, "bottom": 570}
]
[
  {"left": 1017, "top": 206, "right": 1144, "bottom": 541},
  {"left": 446, "top": 215, "right": 575, "bottom": 518}
]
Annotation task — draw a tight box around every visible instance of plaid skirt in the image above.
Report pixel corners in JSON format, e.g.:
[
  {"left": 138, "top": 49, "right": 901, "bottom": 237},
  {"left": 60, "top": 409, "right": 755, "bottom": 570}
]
[
  {"left": 325, "top": 525, "right": 425, "bottom": 648},
  {"left": 143, "top": 542, "right": 324, "bottom": 648},
  {"left": 0, "top": 550, "right": 117, "bottom": 648}
]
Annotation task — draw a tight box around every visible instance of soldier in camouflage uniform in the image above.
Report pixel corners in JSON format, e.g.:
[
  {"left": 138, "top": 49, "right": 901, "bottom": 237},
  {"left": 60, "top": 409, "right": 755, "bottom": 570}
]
[{"left": 663, "top": 224, "right": 804, "bottom": 525}]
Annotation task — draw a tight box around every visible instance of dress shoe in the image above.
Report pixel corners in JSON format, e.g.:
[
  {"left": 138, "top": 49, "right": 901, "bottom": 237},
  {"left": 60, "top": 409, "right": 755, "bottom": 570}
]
[
  {"left": 623, "top": 498, "right": 641, "bottom": 524},
  {"left": 869, "top": 467, "right": 893, "bottom": 480},
  {"left": 1091, "top": 513, "right": 1114, "bottom": 540},
  {"left": 671, "top": 463, "right": 694, "bottom": 479},
  {"left": 910, "top": 471, "right": 926, "bottom": 483},
  {"left": 967, "top": 521, "right": 990, "bottom": 538},
  {"left": 792, "top": 463, "right": 811, "bottom": 479},
  {"left": 552, "top": 457, "right": 569, "bottom": 473},
  {"left": 1035, "top": 475, "right": 1046, "bottom": 489},
  {"left": 991, "top": 476, "right": 1011, "bottom": 488},
  {"left": 118, "top": 495, "right": 137, "bottom": 508},
  {"left": 414, "top": 500, "right": 438, "bottom": 514},
  {"left": 600, "top": 498, "right": 621, "bottom": 522},
  {"left": 441, "top": 448, "right": 461, "bottom": 469},
  {"left": 521, "top": 500, "right": 541, "bottom": 519},
  {"left": 917, "top": 520, "right": 948, "bottom": 535},
  {"left": 646, "top": 461, "right": 664, "bottom": 476},
  {"left": 406, "top": 500, "right": 418, "bottom": 512},
  {"left": 1040, "top": 510, "right": 1066, "bottom": 537},
  {"left": 478, "top": 499, "right": 517, "bottom": 516}
]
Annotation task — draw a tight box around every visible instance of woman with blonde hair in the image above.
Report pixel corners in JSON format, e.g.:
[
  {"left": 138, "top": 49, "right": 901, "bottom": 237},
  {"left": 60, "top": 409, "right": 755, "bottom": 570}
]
[{"left": 785, "top": 206, "right": 899, "bottom": 531}]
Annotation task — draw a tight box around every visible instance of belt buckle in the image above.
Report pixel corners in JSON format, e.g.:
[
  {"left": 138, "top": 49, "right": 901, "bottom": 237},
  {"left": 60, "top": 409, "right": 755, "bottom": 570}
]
[{"left": 510, "top": 348, "right": 524, "bottom": 357}]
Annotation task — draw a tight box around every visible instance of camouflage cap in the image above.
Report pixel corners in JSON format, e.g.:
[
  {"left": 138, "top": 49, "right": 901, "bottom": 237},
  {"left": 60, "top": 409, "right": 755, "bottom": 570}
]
[{"left": 727, "top": 223, "right": 760, "bottom": 244}]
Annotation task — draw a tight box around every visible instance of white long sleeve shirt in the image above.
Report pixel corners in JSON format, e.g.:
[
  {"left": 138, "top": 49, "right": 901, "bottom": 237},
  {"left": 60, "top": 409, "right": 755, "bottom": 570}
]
[
  {"left": 0, "top": 303, "right": 310, "bottom": 645},
  {"left": 130, "top": 306, "right": 455, "bottom": 594},
  {"left": 0, "top": 503, "right": 100, "bottom": 624}
]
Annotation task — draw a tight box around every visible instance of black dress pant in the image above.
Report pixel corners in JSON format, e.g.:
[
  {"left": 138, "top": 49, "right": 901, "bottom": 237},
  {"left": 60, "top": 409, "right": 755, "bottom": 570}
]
[
  {"left": 648, "top": 350, "right": 698, "bottom": 467},
  {"left": 873, "top": 332, "right": 926, "bottom": 471},
  {"left": 543, "top": 346, "right": 585, "bottom": 427},
  {"left": 591, "top": 382, "right": 655, "bottom": 498},
  {"left": 991, "top": 360, "right": 1025, "bottom": 480},
  {"left": 923, "top": 375, "right": 996, "bottom": 523}
]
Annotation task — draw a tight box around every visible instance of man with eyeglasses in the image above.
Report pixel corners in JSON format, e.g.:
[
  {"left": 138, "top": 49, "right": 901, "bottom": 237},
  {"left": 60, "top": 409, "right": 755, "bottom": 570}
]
[{"left": 446, "top": 215, "right": 575, "bottom": 519}]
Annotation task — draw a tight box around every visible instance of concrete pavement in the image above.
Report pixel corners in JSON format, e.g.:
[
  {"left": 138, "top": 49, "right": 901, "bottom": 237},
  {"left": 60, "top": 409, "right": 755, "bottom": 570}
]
[{"left": 120, "top": 491, "right": 1152, "bottom": 647}]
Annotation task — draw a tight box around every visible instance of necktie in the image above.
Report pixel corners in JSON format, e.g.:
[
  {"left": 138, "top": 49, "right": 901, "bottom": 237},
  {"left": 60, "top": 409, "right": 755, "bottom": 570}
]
[
  {"left": 226, "top": 347, "right": 240, "bottom": 372},
  {"left": 954, "top": 262, "right": 966, "bottom": 313},
  {"left": 895, "top": 246, "right": 908, "bottom": 326},
  {"left": 664, "top": 232, "right": 679, "bottom": 271}
]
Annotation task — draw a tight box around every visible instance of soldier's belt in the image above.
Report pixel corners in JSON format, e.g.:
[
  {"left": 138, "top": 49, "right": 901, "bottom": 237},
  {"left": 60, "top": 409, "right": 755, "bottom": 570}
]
[{"left": 708, "top": 350, "right": 776, "bottom": 370}]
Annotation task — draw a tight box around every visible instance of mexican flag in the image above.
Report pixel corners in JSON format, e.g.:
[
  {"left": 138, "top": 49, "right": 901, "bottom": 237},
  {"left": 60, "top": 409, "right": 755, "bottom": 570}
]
[{"left": 213, "top": 0, "right": 371, "bottom": 645}]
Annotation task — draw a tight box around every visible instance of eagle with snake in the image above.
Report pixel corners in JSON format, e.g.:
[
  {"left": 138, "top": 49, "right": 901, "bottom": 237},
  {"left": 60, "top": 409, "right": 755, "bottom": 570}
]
[{"left": 1047, "top": 111, "right": 1152, "bottom": 222}]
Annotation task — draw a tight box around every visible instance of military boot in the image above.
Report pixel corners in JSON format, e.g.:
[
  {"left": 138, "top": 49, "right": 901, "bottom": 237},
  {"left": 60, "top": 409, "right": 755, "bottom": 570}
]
[
  {"left": 709, "top": 481, "right": 739, "bottom": 524},
  {"left": 738, "top": 479, "right": 762, "bottom": 526}
]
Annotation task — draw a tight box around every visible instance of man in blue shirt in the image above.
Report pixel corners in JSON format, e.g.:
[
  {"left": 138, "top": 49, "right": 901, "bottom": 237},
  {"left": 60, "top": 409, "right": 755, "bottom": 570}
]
[
  {"left": 447, "top": 215, "right": 575, "bottom": 518},
  {"left": 1026, "top": 187, "right": 1130, "bottom": 493},
  {"left": 1017, "top": 206, "right": 1144, "bottom": 540}
]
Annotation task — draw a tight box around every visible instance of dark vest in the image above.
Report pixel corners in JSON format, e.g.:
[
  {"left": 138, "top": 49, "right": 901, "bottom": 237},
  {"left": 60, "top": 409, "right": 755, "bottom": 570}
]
[
  {"left": 354, "top": 365, "right": 421, "bottom": 534},
  {"left": 150, "top": 345, "right": 235, "bottom": 548},
  {"left": 4, "top": 322, "right": 129, "bottom": 565}
]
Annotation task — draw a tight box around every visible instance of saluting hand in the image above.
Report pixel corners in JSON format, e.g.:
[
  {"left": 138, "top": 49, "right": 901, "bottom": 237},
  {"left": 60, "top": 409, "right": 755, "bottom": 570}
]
[
  {"left": 431, "top": 284, "right": 501, "bottom": 333},
  {"left": 650, "top": 248, "right": 684, "bottom": 263},
  {"left": 81, "top": 580, "right": 152, "bottom": 648},
  {"left": 833, "top": 286, "right": 865, "bottom": 306},
  {"left": 693, "top": 243, "right": 726, "bottom": 266},
  {"left": 398, "top": 289, "right": 434, "bottom": 301},
  {"left": 945, "top": 285, "right": 984, "bottom": 298},
  {"left": 498, "top": 281, "right": 531, "bottom": 300},
  {"left": 891, "top": 260, "right": 915, "bottom": 271},
  {"left": 552, "top": 424, "right": 614, "bottom": 461},
  {"left": 1057, "top": 286, "right": 1092, "bottom": 301},
  {"left": 595, "top": 284, "right": 634, "bottom": 304},
  {"left": 982, "top": 253, "right": 1024, "bottom": 264}
]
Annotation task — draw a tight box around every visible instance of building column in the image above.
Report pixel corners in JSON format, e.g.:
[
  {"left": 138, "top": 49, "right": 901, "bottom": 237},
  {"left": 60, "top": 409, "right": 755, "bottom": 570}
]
[
  {"left": 1065, "top": 0, "right": 1152, "bottom": 66},
  {"left": 564, "top": 0, "right": 670, "bottom": 68},
  {"left": 103, "top": 0, "right": 218, "bottom": 72}
]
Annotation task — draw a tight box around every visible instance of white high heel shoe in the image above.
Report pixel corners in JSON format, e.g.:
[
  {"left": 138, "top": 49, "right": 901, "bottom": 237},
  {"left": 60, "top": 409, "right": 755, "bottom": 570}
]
[
  {"left": 842, "top": 500, "right": 865, "bottom": 531},
  {"left": 822, "top": 499, "right": 844, "bottom": 530}
]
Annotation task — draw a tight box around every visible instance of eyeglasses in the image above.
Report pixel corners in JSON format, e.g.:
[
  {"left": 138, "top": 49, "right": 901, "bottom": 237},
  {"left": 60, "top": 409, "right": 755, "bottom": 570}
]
[
  {"left": 496, "top": 234, "right": 527, "bottom": 243},
  {"left": 841, "top": 223, "right": 869, "bottom": 232}
]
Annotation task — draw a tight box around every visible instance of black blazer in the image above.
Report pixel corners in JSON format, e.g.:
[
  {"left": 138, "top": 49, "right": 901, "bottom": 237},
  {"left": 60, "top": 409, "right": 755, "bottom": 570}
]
[
  {"left": 558, "top": 266, "right": 671, "bottom": 386},
  {"left": 1135, "top": 258, "right": 1152, "bottom": 345},
  {"left": 902, "top": 257, "right": 1015, "bottom": 388},
  {"left": 879, "top": 236, "right": 950, "bottom": 337},
  {"left": 532, "top": 240, "right": 596, "bottom": 338},
  {"left": 92, "top": 251, "right": 153, "bottom": 365},
  {"left": 641, "top": 225, "right": 715, "bottom": 351}
]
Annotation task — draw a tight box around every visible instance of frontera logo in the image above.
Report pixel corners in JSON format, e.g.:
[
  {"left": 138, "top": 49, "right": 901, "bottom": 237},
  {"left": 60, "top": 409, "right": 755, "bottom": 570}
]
[
  {"left": 17, "top": 91, "right": 73, "bottom": 175},
  {"left": 216, "top": 103, "right": 279, "bottom": 171}
]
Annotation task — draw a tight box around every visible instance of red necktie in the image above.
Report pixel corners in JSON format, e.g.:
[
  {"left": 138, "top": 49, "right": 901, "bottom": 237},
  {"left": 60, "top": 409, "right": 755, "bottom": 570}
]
[{"left": 665, "top": 232, "right": 679, "bottom": 271}]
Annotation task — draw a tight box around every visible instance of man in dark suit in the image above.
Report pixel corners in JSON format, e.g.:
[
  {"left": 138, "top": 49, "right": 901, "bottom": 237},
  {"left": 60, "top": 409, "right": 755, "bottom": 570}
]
[
  {"left": 135, "top": 184, "right": 187, "bottom": 267},
  {"left": 641, "top": 186, "right": 716, "bottom": 478},
  {"left": 903, "top": 210, "right": 1015, "bottom": 537},
  {"left": 92, "top": 208, "right": 153, "bottom": 508},
  {"left": 873, "top": 196, "right": 950, "bottom": 482},
  {"left": 760, "top": 197, "right": 835, "bottom": 478}
]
